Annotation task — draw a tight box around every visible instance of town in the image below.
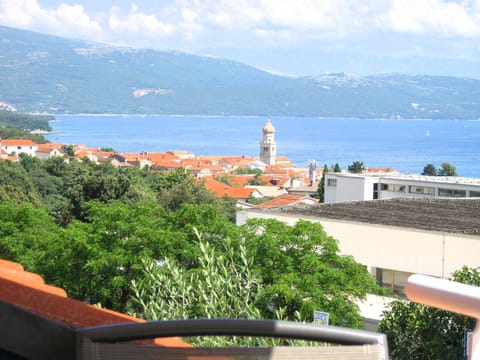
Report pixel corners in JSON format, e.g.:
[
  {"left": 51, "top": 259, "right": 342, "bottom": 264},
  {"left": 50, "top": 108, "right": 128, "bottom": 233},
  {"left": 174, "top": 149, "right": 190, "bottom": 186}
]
[{"left": 2, "top": 118, "right": 480, "bottom": 358}]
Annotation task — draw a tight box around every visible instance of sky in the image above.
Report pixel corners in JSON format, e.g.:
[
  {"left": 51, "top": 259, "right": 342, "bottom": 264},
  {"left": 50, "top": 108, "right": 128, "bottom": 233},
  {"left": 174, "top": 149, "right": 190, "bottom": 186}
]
[{"left": 1, "top": 0, "right": 480, "bottom": 78}]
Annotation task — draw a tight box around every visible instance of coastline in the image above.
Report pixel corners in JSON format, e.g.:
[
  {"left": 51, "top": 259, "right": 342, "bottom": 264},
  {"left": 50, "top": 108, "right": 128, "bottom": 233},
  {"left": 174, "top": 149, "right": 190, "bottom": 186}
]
[{"left": 45, "top": 113, "right": 467, "bottom": 121}]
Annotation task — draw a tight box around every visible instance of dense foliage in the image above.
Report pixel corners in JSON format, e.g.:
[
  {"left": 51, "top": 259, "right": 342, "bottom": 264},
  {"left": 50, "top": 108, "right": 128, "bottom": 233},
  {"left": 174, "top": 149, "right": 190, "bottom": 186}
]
[
  {"left": 0, "top": 125, "right": 48, "bottom": 144},
  {"left": 348, "top": 161, "right": 365, "bottom": 173},
  {"left": 378, "top": 267, "right": 480, "bottom": 360},
  {"left": 131, "top": 217, "right": 384, "bottom": 329},
  {"left": 0, "top": 110, "right": 52, "bottom": 131},
  {"left": 3, "top": 26, "right": 480, "bottom": 118},
  {"left": 0, "top": 155, "right": 383, "bottom": 333},
  {"left": 422, "top": 162, "right": 457, "bottom": 176}
]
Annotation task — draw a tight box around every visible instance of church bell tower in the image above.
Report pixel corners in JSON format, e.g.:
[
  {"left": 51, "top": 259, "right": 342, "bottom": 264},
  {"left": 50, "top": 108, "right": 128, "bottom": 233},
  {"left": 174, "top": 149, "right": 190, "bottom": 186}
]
[{"left": 259, "top": 119, "right": 277, "bottom": 166}]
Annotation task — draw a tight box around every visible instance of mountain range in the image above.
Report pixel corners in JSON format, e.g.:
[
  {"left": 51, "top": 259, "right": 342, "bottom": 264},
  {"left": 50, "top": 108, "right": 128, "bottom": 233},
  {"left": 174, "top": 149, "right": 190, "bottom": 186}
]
[{"left": 1, "top": 25, "right": 479, "bottom": 119}]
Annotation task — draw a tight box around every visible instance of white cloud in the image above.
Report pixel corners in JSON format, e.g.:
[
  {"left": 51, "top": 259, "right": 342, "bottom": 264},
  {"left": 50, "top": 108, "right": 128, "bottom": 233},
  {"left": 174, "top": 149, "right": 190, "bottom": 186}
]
[
  {"left": 0, "top": 0, "right": 102, "bottom": 39},
  {"left": 383, "top": 0, "right": 480, "bottom": 37},
  {"left": 107, "top": 4, "right": 174, "bottom": 39}
]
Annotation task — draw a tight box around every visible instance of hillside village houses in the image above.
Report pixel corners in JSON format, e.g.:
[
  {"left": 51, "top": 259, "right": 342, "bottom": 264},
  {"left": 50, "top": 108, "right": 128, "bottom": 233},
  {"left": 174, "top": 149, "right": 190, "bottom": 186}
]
[{"left": 0, "top": 120, "right": 319, "bottom": 206}]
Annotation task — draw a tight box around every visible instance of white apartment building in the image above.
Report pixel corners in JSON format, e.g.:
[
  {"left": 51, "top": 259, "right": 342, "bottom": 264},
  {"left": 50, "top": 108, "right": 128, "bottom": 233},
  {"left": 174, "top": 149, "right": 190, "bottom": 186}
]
[
  {"left": 0, "top": 139, "right": 38, "bottom": 157},
  {"left": 325, "top": 172, "right": 480, "bottom": 203}
]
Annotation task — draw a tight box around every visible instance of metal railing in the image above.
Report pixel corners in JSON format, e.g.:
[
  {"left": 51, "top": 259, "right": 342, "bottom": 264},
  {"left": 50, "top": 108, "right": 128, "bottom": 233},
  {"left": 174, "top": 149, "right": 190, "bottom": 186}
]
[
  {"left": 77, "top": 319, "right": 389, "bottom": 360},
  {"left": 406, "top": 274, "right": 480, "bottom": 360}
]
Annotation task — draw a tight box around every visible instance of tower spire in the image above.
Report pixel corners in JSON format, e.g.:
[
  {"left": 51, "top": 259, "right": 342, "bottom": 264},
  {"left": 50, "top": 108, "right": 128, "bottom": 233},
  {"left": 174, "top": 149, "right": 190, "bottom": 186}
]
[{"left": 259, "top": 119, "right": 277, "bottom": 165}]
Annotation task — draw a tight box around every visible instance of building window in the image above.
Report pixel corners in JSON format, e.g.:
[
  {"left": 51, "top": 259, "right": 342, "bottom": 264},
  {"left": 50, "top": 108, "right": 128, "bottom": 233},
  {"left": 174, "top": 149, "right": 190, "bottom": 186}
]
[
  {"left": 438, "top": 188, "right": 467, "bottom": 197},
  {"left": 17, "top": 146, "right": 21, "bottom": 150},
  {"left": 327, "top": 179, "right": 337, "bottom": 187},
  {"left": 376, "top": 268, "right": 413, "bottom": 298},
  {"left": 470, "top": 191, "right": 480, "bottom": 197},
  {"left": 408, "top": 185, "right": 435, "bottom": 195},
  {"left": 381, "top": 183, "right": 406, "bottom": 192}
]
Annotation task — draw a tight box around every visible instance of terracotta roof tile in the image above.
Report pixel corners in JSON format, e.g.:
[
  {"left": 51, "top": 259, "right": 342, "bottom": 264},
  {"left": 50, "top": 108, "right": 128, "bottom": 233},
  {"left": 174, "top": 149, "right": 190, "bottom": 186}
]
[
  {"left": 256, "top": 194, "right": 317, "bottom": 209},
  {"left": 1, "top": 139, "right": 37, "bottom": 146},
  {"left": 202, "top": 176, "right": 256, "bottom": 199},
  {"left": 0, "top": 259, "right": 190, "bottom": 348}
]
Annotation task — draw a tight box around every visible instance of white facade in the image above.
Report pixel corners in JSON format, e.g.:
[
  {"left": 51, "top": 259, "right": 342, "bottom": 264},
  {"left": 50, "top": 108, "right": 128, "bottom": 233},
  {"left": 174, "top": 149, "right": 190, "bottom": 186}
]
[
  {"left": 259, "top": 119, "right": 277, "bottom": 166},
  {"left": 325, "top": 172, "right": 480, "bottom": 203},
  {"left": 324, "top": 173, "right": 379, "bottom": 203},
  {"left": 35, "top": 148, "right": 63, "bottom": 160},
  {"left": 1, "top": 140, "right": 38, "bottom": 157}
]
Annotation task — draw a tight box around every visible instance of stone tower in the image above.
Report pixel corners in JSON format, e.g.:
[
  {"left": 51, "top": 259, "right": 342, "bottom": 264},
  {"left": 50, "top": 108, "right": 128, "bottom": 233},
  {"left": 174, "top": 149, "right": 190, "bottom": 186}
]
[{"left": 259, "top": 119, "right": 277, "bottom": 166}]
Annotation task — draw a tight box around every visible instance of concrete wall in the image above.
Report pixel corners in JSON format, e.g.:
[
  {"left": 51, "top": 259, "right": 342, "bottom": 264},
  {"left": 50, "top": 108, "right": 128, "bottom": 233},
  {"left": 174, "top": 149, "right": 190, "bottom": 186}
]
[
  {"left": 238, "top": 209, "right": 480, "bottom": 279},
  {"left": 325, "top": 174, "right": 377, "bottom": 203}
]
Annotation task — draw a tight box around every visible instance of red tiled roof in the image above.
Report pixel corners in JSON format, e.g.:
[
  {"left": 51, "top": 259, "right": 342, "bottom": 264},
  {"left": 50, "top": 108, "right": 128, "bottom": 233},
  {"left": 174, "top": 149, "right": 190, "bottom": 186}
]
[
  {"left": 0, "top": 259, "right": 189, "bottom": 347},
  {"left": 255, "top": 194, "right": 318, "bottom": 209},
  {"left": 367, "top": 167, "right": 397, "bottom": 173},
  {"left": 36, "top": 144, "right": 64, "bottom": 153},
  {"left": 202, "top": 176, "right": 256, "bottom": 199},
  {"left": 1, "top": 139, "right": 37, "bottom": 146},
  {"left": 264, "top": 165, "right": 289, "bottom": 175}
]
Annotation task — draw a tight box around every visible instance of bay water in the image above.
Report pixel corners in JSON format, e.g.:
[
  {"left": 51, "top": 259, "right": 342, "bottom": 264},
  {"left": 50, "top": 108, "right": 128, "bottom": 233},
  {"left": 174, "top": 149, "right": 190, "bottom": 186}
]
[{"left": 46, "top": 115, "right": 480, "bottom": 178}]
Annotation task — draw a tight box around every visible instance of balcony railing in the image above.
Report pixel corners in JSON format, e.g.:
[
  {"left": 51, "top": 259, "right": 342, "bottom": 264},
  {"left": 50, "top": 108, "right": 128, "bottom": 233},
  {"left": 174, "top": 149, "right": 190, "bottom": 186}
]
[{"left": 406, "top": 274, "right": 480, "bottom": 360}]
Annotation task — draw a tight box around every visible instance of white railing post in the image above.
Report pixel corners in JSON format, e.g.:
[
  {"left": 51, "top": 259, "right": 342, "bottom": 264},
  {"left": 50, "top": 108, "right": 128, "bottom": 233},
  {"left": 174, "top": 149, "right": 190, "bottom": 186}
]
[{"left": 406, "top": 274, "right": 480, "bottom": 360}]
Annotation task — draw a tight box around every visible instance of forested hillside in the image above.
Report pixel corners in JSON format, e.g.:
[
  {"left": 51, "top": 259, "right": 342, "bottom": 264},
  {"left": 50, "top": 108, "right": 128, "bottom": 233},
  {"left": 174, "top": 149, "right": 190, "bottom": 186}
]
[
  {"left": 1, "top": 25, "right": 480, "bottom": 118},
  {"left": 0, "top": 110, "right": 52, "bottom": 131},
  {"left": 0, "top": 156, "right": 384, "bottom": 330}
]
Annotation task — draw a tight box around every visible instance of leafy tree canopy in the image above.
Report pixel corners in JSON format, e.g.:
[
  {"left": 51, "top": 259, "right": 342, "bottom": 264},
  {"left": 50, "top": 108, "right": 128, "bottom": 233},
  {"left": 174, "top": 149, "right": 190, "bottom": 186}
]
[
  {"left": 0, "top": 110, "right": 52, "bottom": 131},
  {"left": 422, "top": 163, "right": 437, "bottom": 176},
  {"left": 378, "top": 266, "right": 479, "bottom": 360},
  {"left": 0, "top": 125, "right": 48, "bottom": 143},
  {"left": 331, "top": 163, "right": 341, "bottom": 173},
  {"left": 235, "top": 167, "right": 263, "bottom": 176},
  {"left": 347, "top": 161, "right": 365, "bottom": 174},
  {"left": 241, "top": 218, "right": 384, "bottom": 326},
  {"left": 438, "top": 162, "right": 457, "bottom": 176},
  {"left": 421, "top": 162, "right": 457, "bottom": 176}
]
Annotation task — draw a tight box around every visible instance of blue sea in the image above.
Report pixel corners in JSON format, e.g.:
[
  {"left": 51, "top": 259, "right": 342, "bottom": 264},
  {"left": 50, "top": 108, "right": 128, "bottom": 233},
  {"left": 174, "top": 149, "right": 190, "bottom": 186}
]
[{"left": 46, "top": 115, "right": 480, "bottom": 178}]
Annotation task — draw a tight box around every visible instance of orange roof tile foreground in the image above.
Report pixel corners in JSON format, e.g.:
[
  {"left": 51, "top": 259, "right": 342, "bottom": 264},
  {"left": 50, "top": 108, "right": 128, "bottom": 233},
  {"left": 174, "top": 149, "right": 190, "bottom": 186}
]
[
  {"left": 0, "top": 259, "right": 189, "bottom": 357},
  {"left": 255, "top": 194, "right": 318, "bottom": 209}
]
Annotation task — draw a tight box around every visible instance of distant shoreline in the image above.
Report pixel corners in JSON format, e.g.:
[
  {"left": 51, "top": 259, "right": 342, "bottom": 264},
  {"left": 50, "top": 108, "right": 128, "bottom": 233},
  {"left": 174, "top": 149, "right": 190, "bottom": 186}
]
[
  {"left": 30, "top": 129, "right": 62, "bottom": 135},
  {"left": 44, "top": 113, "right": 476, "bottom": 121}
]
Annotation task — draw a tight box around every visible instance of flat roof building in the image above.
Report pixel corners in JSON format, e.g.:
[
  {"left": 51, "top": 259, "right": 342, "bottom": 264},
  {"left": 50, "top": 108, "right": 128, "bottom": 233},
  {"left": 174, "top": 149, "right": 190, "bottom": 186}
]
[{"left": 325, "top": 172, "right": 480, "bottom": 203}]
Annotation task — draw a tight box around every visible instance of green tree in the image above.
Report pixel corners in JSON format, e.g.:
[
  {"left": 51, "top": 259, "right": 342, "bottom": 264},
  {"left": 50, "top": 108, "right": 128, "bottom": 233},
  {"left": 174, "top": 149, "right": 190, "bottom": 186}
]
[
  {"left": 130, "top": 230, "right": 307, "bottom": 347},
  {"left": 0, "top": 202, "right": 61, "bottom": 273},
  {"left": 215, "top": 174, "right": 234, "bottom": 186},
  {"left": 64, "top": 145, "right": 75, "bottom": 157},
  {"left": 246, "top": 173, "right": 267, "bottom": 186},
  {"left": 422, "top": 163, "right": 437, "bottom": 176},
  {"left": 347, "top": 161, "right": 365, "bottom": 174},
  {"left": 315, "top": 164, "right": 328, "bottom": 202},
  {"left": 438, "top": 162, "right": 458, "bottom": 176},
  {"left": 332, "top": 163, "right": 341, "bottom": 173},
  {"left": 131, "top": 229, "right": 260, "bottom": 321},
  {"left": 57, "top": 201, "right": 188, "bottom": 310},
  {"left": 235, "top": 167, "right": 263, "bottom": 176},
  {"left": 0, "top": 110, "right": 52, "bottom": 131},
  {"left": 241, "top": 219, "right": 383, "bottom": 326},
  {"left": 0, "top": 160, "right": 42, "bottom": 206},
  {"left": 378, "top": 266, "right": 479, "bottom": 360}
]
